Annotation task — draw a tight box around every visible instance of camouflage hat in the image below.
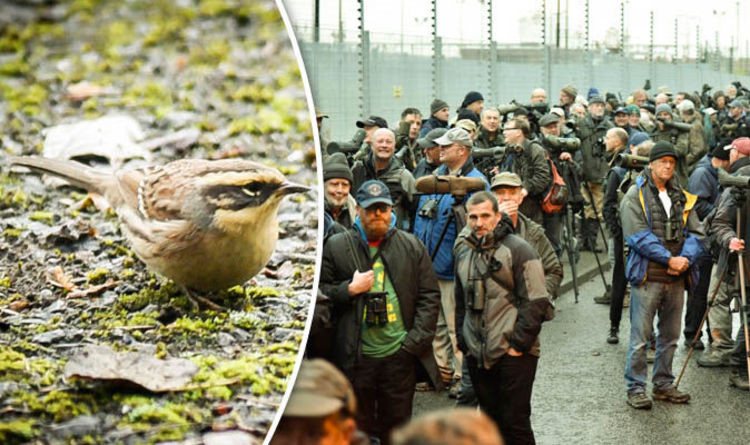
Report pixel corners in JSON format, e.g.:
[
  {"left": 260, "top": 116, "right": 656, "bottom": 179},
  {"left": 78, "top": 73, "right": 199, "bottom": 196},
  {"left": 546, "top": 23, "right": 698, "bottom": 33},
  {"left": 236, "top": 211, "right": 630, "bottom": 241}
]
[
  {"left": 283, "top": 359, "right": 357, "bottom": 417},
  {"left": 490, "top": 172, "right": 523, "bottom": 189},
  {"left": 625, "top": 104, "right": 640, "bottom": 116},
  {"left": 454, "top": 119, "right": 477, "bottom": 134}
]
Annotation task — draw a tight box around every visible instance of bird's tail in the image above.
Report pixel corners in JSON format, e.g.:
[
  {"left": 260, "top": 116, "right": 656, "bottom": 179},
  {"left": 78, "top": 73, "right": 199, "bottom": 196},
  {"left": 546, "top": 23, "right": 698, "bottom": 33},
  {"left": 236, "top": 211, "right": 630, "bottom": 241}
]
[{"left": 10, "top": 156, "right": 114, "bottom": 195}]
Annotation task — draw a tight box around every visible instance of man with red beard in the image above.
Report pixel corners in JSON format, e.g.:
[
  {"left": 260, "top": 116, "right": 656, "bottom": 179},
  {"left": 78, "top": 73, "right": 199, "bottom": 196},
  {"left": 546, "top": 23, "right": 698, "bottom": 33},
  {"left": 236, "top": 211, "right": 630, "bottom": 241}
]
[{"left": 321, "top": 180, "right": 441, "bottom": 445}]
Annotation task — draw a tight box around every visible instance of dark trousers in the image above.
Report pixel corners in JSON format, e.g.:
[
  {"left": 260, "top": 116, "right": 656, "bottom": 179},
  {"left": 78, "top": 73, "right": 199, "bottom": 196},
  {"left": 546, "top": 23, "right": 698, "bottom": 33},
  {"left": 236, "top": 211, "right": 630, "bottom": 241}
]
[
  {"left": 684, "top": 257, "right": 712, "bottom": 341},
  {"left": 610, "top": 231, "right": 627, "bottom": 328},
  {"left": 542, "top": 212, "right": 563, "bottom": 259},
  {"left": 467, "top": 354, "right": 538, "bottom": 445},
  {"left": 351, "top": 349, "right": 416, "bottom": 445}
]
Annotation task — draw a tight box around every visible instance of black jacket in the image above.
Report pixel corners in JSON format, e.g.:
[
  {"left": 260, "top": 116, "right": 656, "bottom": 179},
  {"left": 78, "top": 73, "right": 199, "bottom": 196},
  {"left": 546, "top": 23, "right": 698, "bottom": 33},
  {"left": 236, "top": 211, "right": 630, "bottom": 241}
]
[{"left": 320, "top": 225, "right": 441, "bottom": 384}]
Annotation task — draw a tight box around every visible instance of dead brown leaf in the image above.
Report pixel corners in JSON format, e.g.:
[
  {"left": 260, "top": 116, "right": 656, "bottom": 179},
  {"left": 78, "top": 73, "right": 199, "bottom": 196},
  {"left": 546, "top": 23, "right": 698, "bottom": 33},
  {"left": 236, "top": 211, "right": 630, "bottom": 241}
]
[
  {"left": 50, "top": 266, "right": 77, "bottom": 291},
  {"left": 67, "top": 279, "right": 119, "bottom": 299}
]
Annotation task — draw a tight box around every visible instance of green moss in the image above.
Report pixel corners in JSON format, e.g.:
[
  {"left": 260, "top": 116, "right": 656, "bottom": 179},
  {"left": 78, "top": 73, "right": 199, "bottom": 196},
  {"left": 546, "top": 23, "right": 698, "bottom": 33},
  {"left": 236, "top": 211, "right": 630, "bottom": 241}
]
[
  {"left": 230, "top": 84, "right": 274, "bottom": 103},
  {"left": 0, "top": 277, "right": 11, "bottom": 287},
  {"left": 0, "top": 419, "right": 37, "bottom": 442},
  {"left": 121, "top": 81, "right": 172, "bottom": 109},
  {"left": 0, "top": 57, "right": 30, "bottom": 76},
  {"left": 143, "top": 17, "right": 187, "bottom": 47},
  {"left": 87, "top": 267, "right": 110, "bottom": 284},
  {"left": 28, "top": 211, "right": 54, "bottom": 225},
  {"left": 41, "top": 390, "right": 95, "bottom": 422},
  {"left": 198, "top": 0, "right": 232, "bottom": 17},
  {"left": 189, "top": 39, "right": 230, "bottom": 66},
  {"left": 0, "top": 83, "right": 48, "bottom": 115}
]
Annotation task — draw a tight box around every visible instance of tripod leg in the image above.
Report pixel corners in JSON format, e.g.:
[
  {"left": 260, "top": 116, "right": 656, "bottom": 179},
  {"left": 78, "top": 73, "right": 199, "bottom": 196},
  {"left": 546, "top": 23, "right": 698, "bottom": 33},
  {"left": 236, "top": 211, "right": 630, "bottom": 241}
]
[
  {"left": 563, "top": 207, "right": 579, "bottom": 302},
  {"left": 582, "top": 180, "right": 609, "bottom": 255}
]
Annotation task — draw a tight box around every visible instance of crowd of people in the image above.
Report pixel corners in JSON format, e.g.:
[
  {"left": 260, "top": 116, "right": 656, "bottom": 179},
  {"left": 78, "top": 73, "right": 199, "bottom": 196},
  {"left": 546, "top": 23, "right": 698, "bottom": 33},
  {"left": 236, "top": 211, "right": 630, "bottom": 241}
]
[{"left": 282, "top": 82, "right": 750, "bottom": 444}]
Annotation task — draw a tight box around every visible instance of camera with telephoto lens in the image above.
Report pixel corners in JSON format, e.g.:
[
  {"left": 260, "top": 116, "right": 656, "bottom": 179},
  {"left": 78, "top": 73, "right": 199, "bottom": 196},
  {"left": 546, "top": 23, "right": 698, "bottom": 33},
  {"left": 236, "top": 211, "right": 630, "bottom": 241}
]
[
  {"left": 656, "top": 117, "right": 692, "bottom": 133},
  {"left": 615, "top": 153, "right": 649, "bottom": 170},
  {"left": 543, "top": 134, "right": 581, "bottom": 151},
  {"left": 418, "top": 198, "right": 439, "bottom": 219},
  {"left": 364, "top": 291, "right": 388, "bottom": 326},
  {"left": 472, "top": 146, "right": 507, "bottom": 161},
  {"left": 326, "top": 129, "right": 367, "bottom": 166}
]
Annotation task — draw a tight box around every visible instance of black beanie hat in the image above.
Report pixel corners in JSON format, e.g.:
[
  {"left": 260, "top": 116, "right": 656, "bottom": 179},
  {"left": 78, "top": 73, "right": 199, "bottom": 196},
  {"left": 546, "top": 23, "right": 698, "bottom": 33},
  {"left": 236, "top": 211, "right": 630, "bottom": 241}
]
[
  {"left": 457, "top": 108, "right": 479, "bottom": 124},
  {"left": 431, "top": 99, "right": 449, "bottom": 115},
  {"left": 649, "top": 141, "right": 677, "bottom": 162},
  {"left": 460, "top": 91, "right": 484, "bottom": 109},
  {"left": 323, "top": 152, "right": 353, "bottom": 184}
]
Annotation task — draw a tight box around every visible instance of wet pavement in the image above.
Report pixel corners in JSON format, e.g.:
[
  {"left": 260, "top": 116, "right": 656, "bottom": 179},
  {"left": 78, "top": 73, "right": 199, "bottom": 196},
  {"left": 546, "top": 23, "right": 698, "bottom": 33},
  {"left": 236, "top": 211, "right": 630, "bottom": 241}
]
[{"left": 414, "top": 252, "right": 750, "bottom": 444}]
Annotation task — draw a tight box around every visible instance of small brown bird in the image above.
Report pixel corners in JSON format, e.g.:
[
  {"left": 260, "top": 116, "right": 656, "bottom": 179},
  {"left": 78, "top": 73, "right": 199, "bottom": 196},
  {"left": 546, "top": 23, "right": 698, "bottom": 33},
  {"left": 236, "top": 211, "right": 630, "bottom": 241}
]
[{"left": 11, "top": 156, "right": 309, "bottom": 307}]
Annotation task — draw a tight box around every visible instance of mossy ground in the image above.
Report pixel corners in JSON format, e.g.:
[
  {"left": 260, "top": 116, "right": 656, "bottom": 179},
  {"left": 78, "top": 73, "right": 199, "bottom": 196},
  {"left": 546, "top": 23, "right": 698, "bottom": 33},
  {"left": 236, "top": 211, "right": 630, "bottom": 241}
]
[{"left": 0, "top": 0, "right": 316, "bottom": 443}]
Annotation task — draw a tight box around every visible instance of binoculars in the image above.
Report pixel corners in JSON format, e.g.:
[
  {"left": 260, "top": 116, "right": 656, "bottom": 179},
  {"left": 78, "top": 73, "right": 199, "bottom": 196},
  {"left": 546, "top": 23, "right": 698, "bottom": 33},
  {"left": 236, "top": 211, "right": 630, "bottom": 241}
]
[{"left": 364, "top": 292, "right": 389, "bottom": 327}]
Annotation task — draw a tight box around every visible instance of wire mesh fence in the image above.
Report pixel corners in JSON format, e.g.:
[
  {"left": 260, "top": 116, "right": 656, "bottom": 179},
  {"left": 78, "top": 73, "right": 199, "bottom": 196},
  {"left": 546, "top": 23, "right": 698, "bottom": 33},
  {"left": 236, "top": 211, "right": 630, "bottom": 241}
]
[{"left": 293, "top": 3, "right": 750, "bottom": 142}]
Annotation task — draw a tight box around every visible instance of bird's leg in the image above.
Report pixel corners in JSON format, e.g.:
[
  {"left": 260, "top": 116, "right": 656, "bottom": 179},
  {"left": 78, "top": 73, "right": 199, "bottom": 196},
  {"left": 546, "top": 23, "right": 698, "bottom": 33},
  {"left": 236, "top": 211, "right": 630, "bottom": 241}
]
[{"left": 182, "top": 287, "right": 225, "bottom": 311}]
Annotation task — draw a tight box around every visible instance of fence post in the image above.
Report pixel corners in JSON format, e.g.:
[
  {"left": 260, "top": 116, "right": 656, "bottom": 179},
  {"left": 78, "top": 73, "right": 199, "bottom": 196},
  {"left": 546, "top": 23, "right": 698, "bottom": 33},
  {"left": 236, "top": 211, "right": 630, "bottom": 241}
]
[
  {"left": 649, "top": 10, "right": 655, "bottom": 88},
  {"left": 357, "top": 0, "right": 369, "bottom": 117},
  {"left": 488, "top": 0, "right": 497, "bottom": 105},
  {"left": 584, "top": 0, "right": 592, "bottom": 88},
  {"left": 431, "top": 0, "right": 441, "bottom": 100},
  {"left": 620, "top": 0, "right": 628, "bottom": 93},
  {"left": 542, "top": 0, "right": 551, "bottom": 99}
]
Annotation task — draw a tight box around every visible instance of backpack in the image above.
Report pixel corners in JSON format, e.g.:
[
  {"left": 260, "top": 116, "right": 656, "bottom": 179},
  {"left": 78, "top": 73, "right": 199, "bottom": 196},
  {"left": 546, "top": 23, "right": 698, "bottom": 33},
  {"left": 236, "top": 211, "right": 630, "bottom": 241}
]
[{"left": 539, "top": 150, "right": 568, "bottom": 214}]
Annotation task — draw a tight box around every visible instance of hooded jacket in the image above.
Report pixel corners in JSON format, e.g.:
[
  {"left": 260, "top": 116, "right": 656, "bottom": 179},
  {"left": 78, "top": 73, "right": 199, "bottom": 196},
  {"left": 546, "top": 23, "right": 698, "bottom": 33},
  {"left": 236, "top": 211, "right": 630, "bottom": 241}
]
[{"left": 454, "top": 215, "right": 553, "bottom": 369}]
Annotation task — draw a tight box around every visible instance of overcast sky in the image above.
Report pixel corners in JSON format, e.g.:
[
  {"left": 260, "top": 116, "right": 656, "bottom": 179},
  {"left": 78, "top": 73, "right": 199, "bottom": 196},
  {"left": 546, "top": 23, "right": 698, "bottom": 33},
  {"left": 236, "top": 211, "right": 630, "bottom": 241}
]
[{"left": 282, "top": 0, "right": 744, "bottom": 56}]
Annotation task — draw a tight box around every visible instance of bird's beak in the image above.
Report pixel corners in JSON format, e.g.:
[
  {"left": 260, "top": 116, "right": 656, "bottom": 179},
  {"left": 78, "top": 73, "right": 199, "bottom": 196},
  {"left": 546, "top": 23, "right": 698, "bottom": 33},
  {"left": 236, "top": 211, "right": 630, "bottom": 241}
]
[{"left": 277, "top": 181, "right": 310, "bottom": 196}]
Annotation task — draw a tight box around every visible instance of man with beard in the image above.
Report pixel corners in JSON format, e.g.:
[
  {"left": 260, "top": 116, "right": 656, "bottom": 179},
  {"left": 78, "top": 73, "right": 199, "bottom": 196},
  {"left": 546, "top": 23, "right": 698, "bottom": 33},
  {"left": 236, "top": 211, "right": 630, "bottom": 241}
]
[
  {"left": 351, "top": 128, "right": 416, "bottom": 231},
  {"left": 454, "top": 191, "right": 553, "bottom": 444},
  {"left": 475, "top": 108, "right": 504, "bottom": 149},
  {"left": 324, "top": 152, "right": 357, "bottom": 228},
  {"left": 321, "top": 180, "right": 440, "bottom": 444}
]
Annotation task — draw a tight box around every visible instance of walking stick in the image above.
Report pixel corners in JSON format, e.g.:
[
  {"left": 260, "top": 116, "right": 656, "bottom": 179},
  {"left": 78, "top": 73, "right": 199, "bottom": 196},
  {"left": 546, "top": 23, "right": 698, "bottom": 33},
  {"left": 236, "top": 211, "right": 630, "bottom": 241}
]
[
  {"left": 675, "top": 266, "right": 727, "bottom": 389},
  {"left": 734, "top": 206, "right": 750, "bottom": 388}
]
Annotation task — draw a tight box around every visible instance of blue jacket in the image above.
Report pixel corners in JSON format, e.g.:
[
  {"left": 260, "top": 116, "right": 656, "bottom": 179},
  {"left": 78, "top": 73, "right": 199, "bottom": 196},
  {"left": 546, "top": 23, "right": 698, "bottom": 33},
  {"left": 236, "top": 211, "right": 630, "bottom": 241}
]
[
  {"left": 620, "top": 172, "right": 705, "bottom": 287},
  {"left": 419, "top": 116, "right": 447, "bottom": 138},
  {"left": 413, "top": 160, "right": 488, "bottom": 279},
  {"left": 687, "top": 155, "right": 720, "bottom": 221}
]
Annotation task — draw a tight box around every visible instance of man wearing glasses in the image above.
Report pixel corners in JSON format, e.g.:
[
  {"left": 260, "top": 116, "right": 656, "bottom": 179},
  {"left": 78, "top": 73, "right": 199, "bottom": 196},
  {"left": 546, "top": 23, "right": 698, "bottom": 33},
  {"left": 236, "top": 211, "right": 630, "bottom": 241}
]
[{"left": 497, "top": 117, "right": 551, "bottom": 224}]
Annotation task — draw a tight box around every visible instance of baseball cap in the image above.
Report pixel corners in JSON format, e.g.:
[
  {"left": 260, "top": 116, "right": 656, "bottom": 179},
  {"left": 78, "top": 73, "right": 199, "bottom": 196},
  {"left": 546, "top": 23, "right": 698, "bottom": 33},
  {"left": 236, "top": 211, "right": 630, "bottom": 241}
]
[
  {"left": 588, "top": 95, "right": 605, "bottom": 105},
  {"left": 356, "top": 115, "right": 387, "bottom": 129},
  {"left": 356, "top": 180, "right": 393, "bottom": 208},
  {"left": 490, "top": 172, "right": 523, "bottom": 189},
  {"left": 454, "top": 119, "right": 477, "bottom": 134},
  {"left": 417, "top": 128, "right": 448, "bottom": 149},
  {"left": 434, "top": 127, "right": 473, "bottom": 148},
  {"left": 729, "top": 99, "right": 743, "bottom": 108},
  {"left": 725, "top": 137, "right": 750, "bottom": 156},
  {"left": 614, "top": 106, "right": 628, "bottom": 115},
  {"left": 283, "top": 359, "right": 357, "bottom": 417}
]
